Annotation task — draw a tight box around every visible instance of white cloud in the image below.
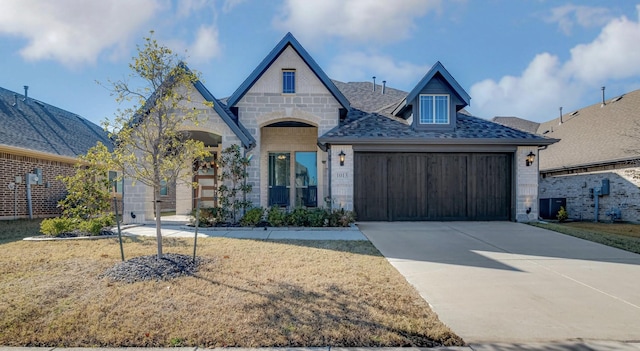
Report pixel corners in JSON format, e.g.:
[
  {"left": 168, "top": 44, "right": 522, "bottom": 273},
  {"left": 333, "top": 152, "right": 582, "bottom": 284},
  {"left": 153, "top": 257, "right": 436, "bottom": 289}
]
[
  {"left": 176, "top": 0, "right": 211, "bottom": 18},
  {"left": 328, "top": 52, "right": 429, "bottom": 89},
  {"left": 545, "top": 5, "right": 613, "bottom": 35},
  {"left": 222, "top": 0, "right": 247, "bottom": 13},
  {"left": 187, "top": 26, "right": 222, "bottom": 63},
  {"left": 0, "top": 0, "right": 160, "bottom": 66},
  {"left": 470, "top": 5, "right": 640, "bottom": 122},
  {"left": 273, "top": 0, "right": 441, "bottom": 44}
]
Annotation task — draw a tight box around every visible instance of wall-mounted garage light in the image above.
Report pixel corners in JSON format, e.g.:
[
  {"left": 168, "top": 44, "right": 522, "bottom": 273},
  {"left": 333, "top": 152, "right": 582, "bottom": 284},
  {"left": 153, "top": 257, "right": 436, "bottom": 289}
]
[
  {"left": 339, "top": 150, "right": 346, "bottom": 166},
  {"left": 525, "top": 151, "right": 536, "bottom": 167}
]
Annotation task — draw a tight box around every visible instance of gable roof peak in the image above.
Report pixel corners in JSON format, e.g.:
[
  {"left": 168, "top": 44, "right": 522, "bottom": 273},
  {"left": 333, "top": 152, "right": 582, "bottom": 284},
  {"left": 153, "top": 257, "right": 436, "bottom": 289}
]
[
  {"left": 227, "top": 32, "right": 350, "bottom": 109},
  {"left": 408, "top": 61, "right": 470, "bottom": 106}
]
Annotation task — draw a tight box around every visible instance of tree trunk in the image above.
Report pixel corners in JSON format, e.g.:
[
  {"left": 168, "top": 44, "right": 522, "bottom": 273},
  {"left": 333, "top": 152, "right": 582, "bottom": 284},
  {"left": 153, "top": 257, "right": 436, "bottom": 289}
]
[{"left": 155, "top": 186, "right": 163, "bottom": 259}]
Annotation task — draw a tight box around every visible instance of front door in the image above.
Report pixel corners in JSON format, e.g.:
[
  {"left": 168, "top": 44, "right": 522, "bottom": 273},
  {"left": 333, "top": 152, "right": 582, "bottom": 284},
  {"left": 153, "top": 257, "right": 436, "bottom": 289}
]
[
  {"left": 268, "top": 152, "right": 290, "bottom": 206},
  {"left": 295, "top": 151, "right": 317, "bottom": 207},
  {"left": 194, "top": 156, "right": 217, "bottom": 208}
]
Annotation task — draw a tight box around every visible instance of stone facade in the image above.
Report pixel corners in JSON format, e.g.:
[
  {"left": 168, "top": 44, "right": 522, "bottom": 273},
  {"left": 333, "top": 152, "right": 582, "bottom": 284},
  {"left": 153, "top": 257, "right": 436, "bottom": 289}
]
[
  {"left": 329, "top": 146, "right": 353, "bottom": 211},
  {"left": 515, "top": 146, "right": 540, "bottom": 222},
  {"left": 259, "top": 126, "right": 324, "bottom": 208},
  {"left": 540, "top": 167, "right": 640, "bottom": 222},
  {"left": 235, "top": 46, "right": 341, "bottom": 208}
]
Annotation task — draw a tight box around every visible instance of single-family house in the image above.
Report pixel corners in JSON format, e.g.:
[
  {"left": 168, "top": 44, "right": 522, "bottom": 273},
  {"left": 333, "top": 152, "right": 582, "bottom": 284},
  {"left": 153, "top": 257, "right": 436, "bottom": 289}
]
[
  {"left": 536, "top": 89, "right": 640, "bottom": 222},
  {"left": 123, "top": 32, "right": 557, "bottom": 223},
  {"left": 0, "top": 86, "right": 114, "bottom": 219}
]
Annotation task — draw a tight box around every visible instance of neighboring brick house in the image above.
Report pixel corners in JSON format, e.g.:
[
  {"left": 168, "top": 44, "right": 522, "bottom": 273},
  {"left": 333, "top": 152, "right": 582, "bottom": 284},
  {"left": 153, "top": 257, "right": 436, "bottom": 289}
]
[
  {"left": 0, "top": 86, "right": 116, "bottom": 219},
  {"left": 494, "top": 89, "right": 640, "bottom": 222},
  {"left": 124, "top": 33, "right": 557, "bottom": 223}
]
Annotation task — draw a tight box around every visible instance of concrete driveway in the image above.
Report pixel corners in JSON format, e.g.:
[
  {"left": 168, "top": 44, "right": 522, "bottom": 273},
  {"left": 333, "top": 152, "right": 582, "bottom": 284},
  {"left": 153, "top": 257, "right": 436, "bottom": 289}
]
[{"left": 359, "top": 221, "right": 640, "bottom": 344}]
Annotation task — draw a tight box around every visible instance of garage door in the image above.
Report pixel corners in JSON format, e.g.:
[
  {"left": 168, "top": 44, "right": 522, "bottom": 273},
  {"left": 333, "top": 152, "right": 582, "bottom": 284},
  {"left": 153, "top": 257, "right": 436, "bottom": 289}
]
[{"left": 354, "top": 152, "right": 512, "bottom": 221}]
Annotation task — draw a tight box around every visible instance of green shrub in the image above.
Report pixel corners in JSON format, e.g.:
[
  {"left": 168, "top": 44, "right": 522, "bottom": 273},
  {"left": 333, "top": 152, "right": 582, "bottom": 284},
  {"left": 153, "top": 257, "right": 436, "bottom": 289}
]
[
  {"left": 557, "top": 206, "right": 568, "bottom": 223},
  {"left": 240, "top": 207, "right": 264, "bottom": 227},
  {"left": 327, "top": 208, "right": 356, "bottom": 227},
  {"left": 190, "top": 207, "right": 220, "bottom": 226},
  {"left": 267, "top": 206, "right": 287, "bottom": 227},
  {"left": 308, "top": 208, "right": 328, "bottom": 227},
  {"left": 40, "top": 217, "right": 76, "bottom": 236},
  {"left": 78, "top": 215, "right": 115, "bottom": 235},
  {"left": 288, "top": 207, "right": 309, "bottom": 227}
]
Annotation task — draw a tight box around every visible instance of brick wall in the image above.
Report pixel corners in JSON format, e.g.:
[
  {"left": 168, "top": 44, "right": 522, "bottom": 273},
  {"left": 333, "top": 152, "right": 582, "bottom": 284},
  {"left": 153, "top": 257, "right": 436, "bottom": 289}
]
[
  {"left": 0, "top": 152, "right": 74, "bottom": 219},
  {"left": 540, "top": 167, "right": 640, "bottom": 222}
]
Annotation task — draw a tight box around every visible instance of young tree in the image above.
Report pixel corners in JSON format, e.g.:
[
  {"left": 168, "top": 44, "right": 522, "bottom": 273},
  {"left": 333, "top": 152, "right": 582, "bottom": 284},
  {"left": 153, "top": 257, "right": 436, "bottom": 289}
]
[
  {"left": 216, "top": 144, "right": 252, "bottom": 223},
  {"left": 57, "top": 142, "right": 114, "bottom": 220},
  {"left": 103, "top": 32, "right": 209, "bottom": 259}
]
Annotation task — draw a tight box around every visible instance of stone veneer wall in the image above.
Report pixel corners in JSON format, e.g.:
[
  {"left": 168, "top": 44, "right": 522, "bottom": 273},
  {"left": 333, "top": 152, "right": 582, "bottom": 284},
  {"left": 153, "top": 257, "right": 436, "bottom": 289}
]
[
  {"left": 259, "top": 126, "right": 323, "bottom": 208},
  {"left": 0, "top": 152, "right": 74, "bottom": 219},
  {"left": 235, "top": 45, "right": 342, "bottom": 208},
  {"left": 540, "top": 167, "right": 640, "bottom": 222},
  {"left": 329, "top": 145, "right": 353, "bottom": 211},
  {"left": 515, "top": 146, "right": 539, "bottom": 222}
]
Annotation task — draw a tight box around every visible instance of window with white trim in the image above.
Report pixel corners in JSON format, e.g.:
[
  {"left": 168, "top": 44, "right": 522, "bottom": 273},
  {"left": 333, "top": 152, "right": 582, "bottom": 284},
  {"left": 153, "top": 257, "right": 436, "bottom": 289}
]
[
  {"left": 419, "top": 94, "right": 449, "bottom": 124},
  {"left": 282, "top": 70, "right": 295, "bottom": 94}
]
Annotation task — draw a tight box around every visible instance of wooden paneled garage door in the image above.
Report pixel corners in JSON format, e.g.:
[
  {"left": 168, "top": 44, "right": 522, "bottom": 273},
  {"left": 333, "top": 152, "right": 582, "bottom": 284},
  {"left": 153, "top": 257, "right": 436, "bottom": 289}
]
[{"left": 354, "top": 152, "right": 512, "bottom": 221}]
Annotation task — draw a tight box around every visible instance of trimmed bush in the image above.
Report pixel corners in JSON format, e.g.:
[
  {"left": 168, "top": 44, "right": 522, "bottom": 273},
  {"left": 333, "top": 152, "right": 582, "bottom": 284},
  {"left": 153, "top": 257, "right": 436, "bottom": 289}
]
[
  {"left": 267, "top": 206, "right": 287, "bottom": 227},
  {"left": 40, "top": 217, "right": 76, "bottom": 236},
  {"left": 240, "top": 207, "right": 264, "bottom": 227},
  {"left": 190, "top": 207, "right": 220, "bottom": 227},
  {"left": 288, "top": 207, "right": 309, "bottom": 227},
  {"left": 78, "top": 215, "right": 115, "bottom": 235},
  {"left": 557, "top": 206, "right": 568, "bottom": 222},
  {"left": 307, "top": 208, "right": 327, "bottom": 227}
]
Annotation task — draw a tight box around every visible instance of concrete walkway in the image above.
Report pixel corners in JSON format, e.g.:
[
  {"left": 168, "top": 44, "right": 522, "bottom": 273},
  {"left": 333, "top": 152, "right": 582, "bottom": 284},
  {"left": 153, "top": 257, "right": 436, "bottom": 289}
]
[
  {"left": 119, "top": 216, "right": 367, "bottom": 241},
  {"left": 359, "top": 221, "right": 640, "bottom": 345}
]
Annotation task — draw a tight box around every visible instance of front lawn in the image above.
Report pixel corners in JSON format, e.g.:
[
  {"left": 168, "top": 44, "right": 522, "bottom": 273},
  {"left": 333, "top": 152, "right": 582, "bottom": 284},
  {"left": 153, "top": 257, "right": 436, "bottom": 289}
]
[
  {"left": 0, "top": 219, "right": 43, "bottom": 244},
  {"left": 0, "top": 235, "right": 463, "bottom": 348},
  {"left": 530, "top": 221, "right": 640, "bottom": 254}
]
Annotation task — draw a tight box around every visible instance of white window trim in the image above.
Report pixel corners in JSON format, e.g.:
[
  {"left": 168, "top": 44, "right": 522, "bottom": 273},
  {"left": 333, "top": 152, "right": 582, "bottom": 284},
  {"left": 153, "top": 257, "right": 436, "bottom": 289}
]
[{"left": 419, "top": 94, "right": 449, "bottom": 124}]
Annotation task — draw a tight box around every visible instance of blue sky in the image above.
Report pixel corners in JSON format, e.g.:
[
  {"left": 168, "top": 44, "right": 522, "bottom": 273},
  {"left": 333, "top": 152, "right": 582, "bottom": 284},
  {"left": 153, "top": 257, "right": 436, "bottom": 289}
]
[{"left": 1, "top": 0, "right": 639, "bottom": 125}]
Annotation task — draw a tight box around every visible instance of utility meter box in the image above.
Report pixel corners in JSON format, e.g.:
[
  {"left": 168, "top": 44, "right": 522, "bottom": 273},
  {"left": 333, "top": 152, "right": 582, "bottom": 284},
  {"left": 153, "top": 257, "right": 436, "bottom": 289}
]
[{"left": 601, "top": 178, "right": 610, "bottom": 195}]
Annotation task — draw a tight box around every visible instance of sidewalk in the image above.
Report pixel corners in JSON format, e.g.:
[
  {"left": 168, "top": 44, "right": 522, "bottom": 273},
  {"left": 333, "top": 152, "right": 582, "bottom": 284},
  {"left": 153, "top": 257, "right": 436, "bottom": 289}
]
[{"left": 119, "top": 215, "right": 367, "bottom": 241}]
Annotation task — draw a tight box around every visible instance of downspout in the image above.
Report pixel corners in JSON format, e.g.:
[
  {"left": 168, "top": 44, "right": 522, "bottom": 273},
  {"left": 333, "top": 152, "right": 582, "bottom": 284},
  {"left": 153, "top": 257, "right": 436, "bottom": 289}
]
[
  {"left": 327, "top": 147, "right": 332, "bottom": 209},
  {"left": 594, "top": 187, "right": 600, "bottom": 222},
  {"left": 26, "top": 173, "right": 33, "bottom": 219}
]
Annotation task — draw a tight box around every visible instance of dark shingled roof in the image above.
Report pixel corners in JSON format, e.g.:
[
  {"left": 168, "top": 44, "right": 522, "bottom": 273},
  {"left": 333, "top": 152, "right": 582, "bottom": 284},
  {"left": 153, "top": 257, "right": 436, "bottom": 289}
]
[
  {"left": 537, "top": 88, "right": 640, "bottom": 171},
  {"left": 0, "top": 86, "right": 111, "bottom": 158},
  {"left": 492, "top": 116, "right": 541, "bottom": 134},
  {"left": 320, "top": 109, "right": 556, "bottom": 145},
  {"left": 331, "top": 80, "right": 406, "bottom": 114}
]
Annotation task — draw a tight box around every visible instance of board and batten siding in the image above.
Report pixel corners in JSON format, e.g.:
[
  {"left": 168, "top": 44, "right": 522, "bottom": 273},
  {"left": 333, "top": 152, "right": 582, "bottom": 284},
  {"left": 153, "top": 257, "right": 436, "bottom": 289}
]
[{"left": 354, "top": 152, "right": 513, "bottom": 221}]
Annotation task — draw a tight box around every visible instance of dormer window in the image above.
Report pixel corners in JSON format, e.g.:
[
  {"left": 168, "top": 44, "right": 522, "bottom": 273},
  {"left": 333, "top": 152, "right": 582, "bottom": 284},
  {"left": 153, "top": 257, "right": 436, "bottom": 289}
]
[
  {"left": 282, "top": 69, "right": 295, "bottom": 94},
  {"left": 419, "top": 94, "right": 449, "bottom": 124}
]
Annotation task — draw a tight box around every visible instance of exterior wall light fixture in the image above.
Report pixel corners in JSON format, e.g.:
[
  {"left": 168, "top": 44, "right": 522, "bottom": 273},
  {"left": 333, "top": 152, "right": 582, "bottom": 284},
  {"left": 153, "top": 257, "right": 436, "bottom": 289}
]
[
  {"left": 525, "top": 151, "right": 536, "bottom": 167},
  {"left": 339, "top": 150, "right": 346, "bottom": 166}
]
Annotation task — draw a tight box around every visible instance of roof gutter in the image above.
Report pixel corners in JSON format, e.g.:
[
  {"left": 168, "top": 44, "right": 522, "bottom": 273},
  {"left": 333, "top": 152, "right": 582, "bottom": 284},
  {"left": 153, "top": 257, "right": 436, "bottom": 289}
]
[
  {"left": 318, "top": 136, "right": 560, "bottom": 147},
  {"left": 540, "top": 155, "right": 640, "bottom": 173},
  {"left": 0, "top": 144, "right": 80, "bottom": 164}
]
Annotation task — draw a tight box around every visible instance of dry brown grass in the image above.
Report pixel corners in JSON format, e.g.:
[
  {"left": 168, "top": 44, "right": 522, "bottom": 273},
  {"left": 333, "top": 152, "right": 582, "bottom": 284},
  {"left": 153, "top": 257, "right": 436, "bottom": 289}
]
[
  {"left": 531, "top": 221, "right": 640, "bottom": 254},
  {"left": 0, "top": 236, "right": 463, "bottom": 347},
  {"left": 0, "top": 219, "right": 43, "bottom": 244},
  {"left": 562, "top": 222, "right": 640, "bottom": 238}
]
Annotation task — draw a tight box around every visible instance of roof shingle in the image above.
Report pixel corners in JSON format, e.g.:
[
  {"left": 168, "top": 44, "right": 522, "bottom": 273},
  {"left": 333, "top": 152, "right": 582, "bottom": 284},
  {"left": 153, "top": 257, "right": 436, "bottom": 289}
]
[{"left": 0, "top": 86, "right": 112, "bottom": 158}]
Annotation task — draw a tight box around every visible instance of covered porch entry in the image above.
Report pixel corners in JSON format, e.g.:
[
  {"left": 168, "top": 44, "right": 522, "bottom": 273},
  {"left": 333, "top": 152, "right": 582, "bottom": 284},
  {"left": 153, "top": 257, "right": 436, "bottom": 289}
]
[
  {"left": 175, "top": 130, "right": 222, "bottom": 215},
  {"left": 260, "top": 121, "right": 323, "bottom": 208}
]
